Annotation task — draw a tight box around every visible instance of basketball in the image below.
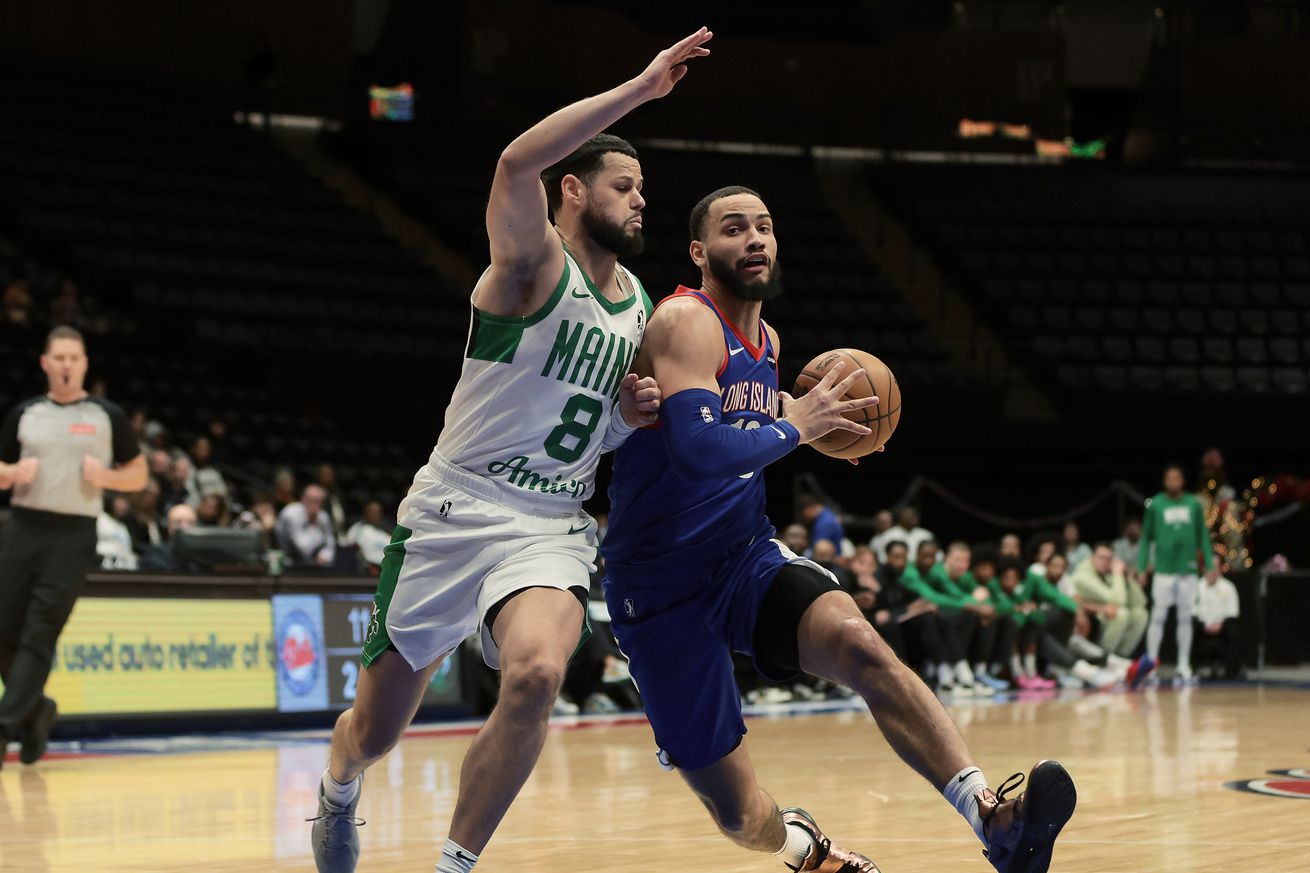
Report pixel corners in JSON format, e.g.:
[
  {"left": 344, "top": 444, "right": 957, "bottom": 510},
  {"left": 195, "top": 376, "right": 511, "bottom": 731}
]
[{"left": 791, "top": 348, "right": 901, "bottom": 459}]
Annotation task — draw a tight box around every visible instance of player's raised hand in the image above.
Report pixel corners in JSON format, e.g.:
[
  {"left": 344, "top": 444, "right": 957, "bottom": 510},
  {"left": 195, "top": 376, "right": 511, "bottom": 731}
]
[
  {"left": 778, "top": 362, "right": 879, "bottom": 445},
  {"left": 632, "top": 27, "right": 712, "bottom": 101},
  {"left": 618, "top": 372, "right": 661, "bottom": 427}
]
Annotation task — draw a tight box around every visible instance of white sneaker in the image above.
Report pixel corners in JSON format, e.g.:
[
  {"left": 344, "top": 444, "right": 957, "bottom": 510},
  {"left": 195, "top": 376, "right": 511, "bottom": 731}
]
[
  {"left": 552, "top": 695, "right": 580, "bottom": 716},
  {"left": 582, "top": 693, "right": 619, "bottom": 714}
]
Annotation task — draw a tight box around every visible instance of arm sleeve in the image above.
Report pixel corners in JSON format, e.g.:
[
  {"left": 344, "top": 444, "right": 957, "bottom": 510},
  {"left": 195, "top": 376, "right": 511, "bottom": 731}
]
[
  {"left": 103, "top": 402, "right": 141, "bottom": 465},
  {"left": 0, "top": 405, "right": 22, "bottom": 463},
  {"left": 1137, "top": 503, "right": 1156, "bottom": 572},
  {"left": 901, "top": 567, "right": 967, "bottom": 608},
  {"left": 658, "top": 388, "right": 800, "bottom": 480},
  {"left": 986, "top": 581, "right": 1018, "bottom": 619},
  {"left": 599, "top": 403, "right": 636, "bottom": 452},
  {"left": 1222, "top": 581, "right": 1239, "bottom": 619}
]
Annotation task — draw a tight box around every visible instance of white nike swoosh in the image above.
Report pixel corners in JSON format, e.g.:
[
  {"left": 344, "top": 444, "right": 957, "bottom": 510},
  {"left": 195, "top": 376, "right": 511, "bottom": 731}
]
[
  {"left": 728, "top": 346, "right": 746, "bottom": 356},
  {"left": 772, "top": 426, "right": 787, "bottom": 440}
]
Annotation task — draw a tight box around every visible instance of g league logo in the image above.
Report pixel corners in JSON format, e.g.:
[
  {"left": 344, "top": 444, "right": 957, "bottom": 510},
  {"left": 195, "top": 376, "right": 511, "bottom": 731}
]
[{"left": 276, "top": 609, "right": 322, "bottom": 698}]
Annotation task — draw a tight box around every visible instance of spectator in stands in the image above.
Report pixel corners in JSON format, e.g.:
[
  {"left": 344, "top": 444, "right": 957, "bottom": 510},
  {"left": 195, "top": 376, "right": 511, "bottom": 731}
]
[
  {"left": 867, "top": 509, "right": 895, "bottom": 560},
  {"left": 967, "top": 550, "right": 1016, "bottom": 690},
  {"left": 232, "top": 491, "right": 278, "bottom": 553},
  {"left": 861, "top": 542, "right": 959, "bottom": 692},
  {"left": 139, "top": 504, "right": 199, "bottom": 571},
  {"left": 999, "top": 533, "right": 1023, "bottom": 559},
  {"left": 886, "top": 506, "right": 934, "bottom": 560},
  {"left": 271, "top": 466, "right": 297, "bottom": 511},
  {"left": 811, "top": 538, "right": 851, "bottom": 589},
  {"left": 276, "top": 484, "right": 336, "bottom": 568},
  {"left": 146, "top": 448, "right": 171, "bottom": 490},
  {"left": 1072, "top": 543, "right": 1148, "bottom": 658},
  {"left": 161, "top": 454, "right": 199, "bottom": 510},
  {"left": 1025, "top": 531, "right": 1060, "bottom": 577},
  {"left": 189, "top": 436, "right": 229, "bottom": 501},
  {"left": 48, "top": 278, "right": 84, "bottom": 328},
  {"left": 205, "top": 418, "right": 232, "bottom": 464},
  {"left": 799, "top": 493, "right": 844, "bottom": 557},
  {"left": 1063, "top": 521, "right": 1091, "bottom": 568},
  {"left": 345, "top": 499, "right": 391, "bottom": 572},
  {"left": 1112, "top": 517, "right": 1143, "bottom": 584},
  {"left": 991, "top": 559, "right": 1127, "bottom": 690},
  {"left": 1, "top": 277, "right": 33, "bottom": 328},
  {"left": 781, "top": 522, "right": 809, "bottom": 557},
  {"left": 315, "top": 462, "right": 348, "bottom": 538},
  {"left": 196, "top": 493, "right": 231, "bottom": 527},
  {"left": 898, "top": 540, "right": 986, "bottom": 695},
  {"left": 96, "top": 495, "right": 138, "bottom": 571},
  {"left": 1194, "top": 558, "right": 1243, "bottom": 680},
  {"left": 125, "top": 476, "right": 164, "bottom": 551},
  {"left": 129, "top": 408, "right": 150, "bottom": 458}
]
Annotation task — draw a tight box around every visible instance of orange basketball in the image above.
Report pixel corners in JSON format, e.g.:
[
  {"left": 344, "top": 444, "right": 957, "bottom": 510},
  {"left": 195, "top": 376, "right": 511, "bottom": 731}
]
[{"left": 791, "top": 348, "right": 901, "bottom": 459}]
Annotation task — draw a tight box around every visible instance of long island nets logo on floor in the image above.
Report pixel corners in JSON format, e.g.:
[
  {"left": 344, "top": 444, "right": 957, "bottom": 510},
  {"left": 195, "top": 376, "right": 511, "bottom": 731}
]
[{"left": 1224, "top": 768, "right": 1310, "bottom": 799}]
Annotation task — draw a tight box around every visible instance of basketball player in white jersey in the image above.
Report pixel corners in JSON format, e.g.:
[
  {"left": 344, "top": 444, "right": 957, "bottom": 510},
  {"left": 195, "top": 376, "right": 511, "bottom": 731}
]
[{"left": 308, "top": 27, "right": 713, "bottom": 873}]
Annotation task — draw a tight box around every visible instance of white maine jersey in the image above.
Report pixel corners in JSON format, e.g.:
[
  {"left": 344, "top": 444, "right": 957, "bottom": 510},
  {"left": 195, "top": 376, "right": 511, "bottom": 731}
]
[{"left": 429, "top": 249, "right": 651, "bottom": 510}]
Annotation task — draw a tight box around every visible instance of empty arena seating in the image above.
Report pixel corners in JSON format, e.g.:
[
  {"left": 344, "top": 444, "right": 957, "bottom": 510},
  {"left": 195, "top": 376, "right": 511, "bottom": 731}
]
[{"left": 871, "top": 165, "right": 1310, "bottom": 398}]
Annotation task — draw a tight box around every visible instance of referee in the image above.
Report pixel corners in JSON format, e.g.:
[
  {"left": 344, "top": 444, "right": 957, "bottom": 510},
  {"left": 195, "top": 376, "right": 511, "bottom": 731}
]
[{"left": 0, "top": 326, "right": 146, "bottom": 767}]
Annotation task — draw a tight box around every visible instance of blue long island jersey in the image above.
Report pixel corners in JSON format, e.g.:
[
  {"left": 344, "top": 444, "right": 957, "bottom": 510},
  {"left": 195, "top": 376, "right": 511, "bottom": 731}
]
[{"left": 602, "top": 288, "right": 782, "bottom": 573}]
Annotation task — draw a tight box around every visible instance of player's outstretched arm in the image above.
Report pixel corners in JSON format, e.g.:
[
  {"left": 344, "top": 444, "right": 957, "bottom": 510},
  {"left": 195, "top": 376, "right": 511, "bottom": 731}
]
[{"left": 485, "top": 27, "right": 713, "bottom": 288}]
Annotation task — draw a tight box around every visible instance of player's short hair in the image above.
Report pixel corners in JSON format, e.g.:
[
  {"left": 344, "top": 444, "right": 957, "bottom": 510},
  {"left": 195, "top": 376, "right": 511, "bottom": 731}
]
[
  {"left": 1092, "top": 541, "right": 1114, "bottom": 553},
  {"left": 884, "top": 539, "right": 909, "bottom": 555},
  {"left": 1162, "top": 461, "right": 1186, "bottom": 480},
  {"left": 971, "top": 544, "right": 998, "bottom": 568},
  {"left": 689, "top": 185, "right": 762, "bottom": 241},
  {"left": 946, "top": 540, "right": 971, "bottom": 556},
  {"left": 997, "top": 557, "right": 1025, "bottom": 578},
  {"left": 798, "top": 493, "right": 823, "bottom": 509},
  {"left": 540, "top": 134, "right": 638, "bottom": 215},
  {"left": 916, "top": 539, "right": 938, "bottom": 555},
  {"left": 45, "top": 325, "right": 85, "bottom": 351}
]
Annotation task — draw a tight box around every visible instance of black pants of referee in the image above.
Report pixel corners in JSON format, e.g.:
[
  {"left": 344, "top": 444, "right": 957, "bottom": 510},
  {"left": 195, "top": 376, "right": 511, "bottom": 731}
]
[{"left": 0, "top": 508, "right": 98, "bottom": 736}]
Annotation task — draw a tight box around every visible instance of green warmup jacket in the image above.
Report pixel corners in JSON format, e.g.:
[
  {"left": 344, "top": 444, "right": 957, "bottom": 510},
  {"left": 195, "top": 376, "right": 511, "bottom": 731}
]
[
  {"left": 899, "top": 563, "right": 976, "bottom": 609},
  {"left": 987, "top": 572, "right": 1078, "bottom": 627},
  {"left": 1138, "top": 491, "right": 1213, "bottom": 575}
]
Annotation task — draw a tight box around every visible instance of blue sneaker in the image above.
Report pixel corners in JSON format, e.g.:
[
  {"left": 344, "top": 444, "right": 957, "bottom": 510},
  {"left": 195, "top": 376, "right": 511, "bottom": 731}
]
[
  {"left": 978, "top": 760, "right": 1077, "bottom": 873},
  {"left": 975, "top": 672, "right": 1011, "bottom": 692},
  {"left": 1126, "top": 654, "right": 1156, "bottom": 690},
  {"left": 308, "top": 775, "right": 364, "bottom": 873}
]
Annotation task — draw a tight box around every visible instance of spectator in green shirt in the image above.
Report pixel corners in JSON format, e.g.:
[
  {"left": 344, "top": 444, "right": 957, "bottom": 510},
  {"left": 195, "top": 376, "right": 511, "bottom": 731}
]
[
  {"left": 967, "top": 550, "right": 1017, "bottom": 691},
  {"left": 992, "top": 559, "right": 1133, "bottom": 689},
  {"left": 899, "top": 540, "right": 985, "bottom": 695},
  {"left": 1139, "top": 463, "right": 1215, "bottom": 683}
]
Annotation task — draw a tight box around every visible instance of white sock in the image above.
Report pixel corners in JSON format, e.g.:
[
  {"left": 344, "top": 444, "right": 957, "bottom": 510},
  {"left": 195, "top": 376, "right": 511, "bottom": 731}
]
[
  {"left": 436, "top": 839, "right": 479, "bottom": 873},
  {"left": 773, "top": 821, "right": 816, "bottom": 870},
  {"left": 942, "top": 765, "right": 989, "bottom": 844},
  {"left": 1009, "top": 654, "right": 1024, "bottom": 678},
  {"left": 1023, "top": 653, "right": 1038, "bottom": 677},
  {"left": 954, "top": 661, "right": 974, "bottom": 686},
  {"left": 321, "top": 768, "right": 360, "bottom": 807},
  {"left": 937, "top": 662, "right": 955, "bottom": 687}
]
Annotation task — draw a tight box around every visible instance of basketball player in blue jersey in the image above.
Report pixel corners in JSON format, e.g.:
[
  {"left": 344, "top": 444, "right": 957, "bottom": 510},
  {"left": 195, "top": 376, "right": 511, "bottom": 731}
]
[
  {"left": 603, "top": 187, "right": 1076, "bottom": 873},
  {"left": 308, "top": 29, "right": 712, "bottom": 873}
]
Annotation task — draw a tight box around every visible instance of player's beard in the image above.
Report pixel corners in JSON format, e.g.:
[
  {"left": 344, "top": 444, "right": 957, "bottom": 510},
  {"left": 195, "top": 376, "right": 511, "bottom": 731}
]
[
  {"left": 582, "top": 203, "right": 644, "bottom": 257},
  {"left": 707, "top": 251, "right": 784, "bottom": 301}
]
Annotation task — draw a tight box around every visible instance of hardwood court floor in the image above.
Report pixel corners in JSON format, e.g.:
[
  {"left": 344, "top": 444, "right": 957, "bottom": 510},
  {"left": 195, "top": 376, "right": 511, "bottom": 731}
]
[{"left": 2, "top": 686, "right": 1308, "bottom": 872}]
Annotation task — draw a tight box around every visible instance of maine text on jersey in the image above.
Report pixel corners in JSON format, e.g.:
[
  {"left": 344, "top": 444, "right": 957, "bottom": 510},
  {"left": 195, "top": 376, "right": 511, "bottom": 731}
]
[{"left": 540, "top": 319, "right": 636, "bottom": 399}]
